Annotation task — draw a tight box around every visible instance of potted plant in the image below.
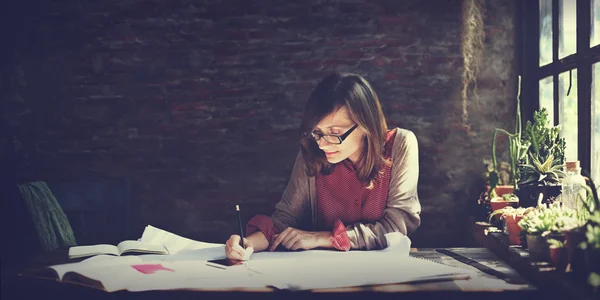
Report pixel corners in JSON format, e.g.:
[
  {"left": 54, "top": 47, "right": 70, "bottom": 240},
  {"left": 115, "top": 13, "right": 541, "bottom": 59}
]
[
  {"left": 578, "top": 211, "right": 600, "bottom": 293},
  {"left": 490, "top": 193, "right": 520, "bottom": 214},
  {"left": 544, "top": 208, "right": 581, "bottom": 271},
  {"left": 565, "top": 176, "right": 600, "bottom": 278},
  {"left": 547, "top": 238, "right": 568, "bottom": 272},
  {"left": 517, "top": 203, "right": 577, "bottom": 260},
  {"left": 485, "top": 76, "right": 528, "bottom": 212},
  {"left": 516, "top": 108, "right": 566, "bottom": 207},
  {"left": 488, "top": 206, "right": 534, "bottom": 245}
]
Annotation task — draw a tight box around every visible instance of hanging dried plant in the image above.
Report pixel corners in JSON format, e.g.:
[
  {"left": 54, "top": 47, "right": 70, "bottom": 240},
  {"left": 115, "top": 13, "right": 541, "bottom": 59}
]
[{"left": 461, "top": 0, "right": 485, "bottom": 131}]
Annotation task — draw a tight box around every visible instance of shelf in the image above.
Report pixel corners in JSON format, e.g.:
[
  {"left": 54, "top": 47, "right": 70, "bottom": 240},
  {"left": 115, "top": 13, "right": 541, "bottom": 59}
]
[{"left": 473, "top": 223, "right": 597, "bottom": 300}]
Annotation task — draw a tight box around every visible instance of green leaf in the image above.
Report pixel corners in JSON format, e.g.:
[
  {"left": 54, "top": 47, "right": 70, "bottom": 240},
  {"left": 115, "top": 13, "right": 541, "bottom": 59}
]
[{"left": 588, "top": 272, "right": 600, "bottom": 289}]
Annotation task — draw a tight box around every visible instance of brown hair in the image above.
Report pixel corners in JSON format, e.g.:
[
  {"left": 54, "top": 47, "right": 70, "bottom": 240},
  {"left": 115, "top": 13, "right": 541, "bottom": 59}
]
[{"left": 299, "top": 73, "right": 390, "bottom": 189}]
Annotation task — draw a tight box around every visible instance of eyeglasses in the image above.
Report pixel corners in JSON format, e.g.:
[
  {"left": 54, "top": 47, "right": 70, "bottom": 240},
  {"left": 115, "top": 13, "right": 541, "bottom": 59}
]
[{"left": 306, "top": 124, "right": 359, "bottom": 145}]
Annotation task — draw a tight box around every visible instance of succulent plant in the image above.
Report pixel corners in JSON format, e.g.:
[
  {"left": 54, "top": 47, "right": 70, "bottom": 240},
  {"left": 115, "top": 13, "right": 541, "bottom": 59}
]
[{"left": 517, "top": 108, "right": 566, "bottom": 187}]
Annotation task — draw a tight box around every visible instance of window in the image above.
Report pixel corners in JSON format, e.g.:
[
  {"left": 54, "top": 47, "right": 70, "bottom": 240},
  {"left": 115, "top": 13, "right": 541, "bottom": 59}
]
[
  {"left": 593, "top": 0, "right": 600, "bottom": 47},
  {"left": 593, "top": 62, "right": 599, "bottom": 182},
  {"left": 559, "top": 69, "right": 578, "bottom": 161},
  {"left": 522, "top": 0, "right": 600, "bottom": 181},
  {"left": 539, "top": 76, "right": 554, "bottom": 122}
]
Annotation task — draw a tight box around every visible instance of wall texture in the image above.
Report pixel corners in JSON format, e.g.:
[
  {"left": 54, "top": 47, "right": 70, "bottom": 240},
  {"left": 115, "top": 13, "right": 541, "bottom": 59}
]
[{"left": 1, "top": 0, "right": 518, "bottom": 247}]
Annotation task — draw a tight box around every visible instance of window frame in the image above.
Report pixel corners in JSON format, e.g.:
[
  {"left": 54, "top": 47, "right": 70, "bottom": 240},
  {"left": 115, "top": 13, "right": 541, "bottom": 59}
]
[{"left": 519, "top": 0, "right": 600, "bottom": 177}]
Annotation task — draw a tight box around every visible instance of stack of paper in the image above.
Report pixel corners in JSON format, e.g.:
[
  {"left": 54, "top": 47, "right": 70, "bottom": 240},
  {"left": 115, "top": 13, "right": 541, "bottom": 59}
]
[{"left": 36, "top": 226, "right": 474, "bottom": 292}]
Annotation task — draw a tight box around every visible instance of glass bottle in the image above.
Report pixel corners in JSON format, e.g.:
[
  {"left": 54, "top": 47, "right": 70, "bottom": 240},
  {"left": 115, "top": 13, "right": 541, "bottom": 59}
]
[{"left": 560, "top": 161, "right": 587, "bottom": 218}]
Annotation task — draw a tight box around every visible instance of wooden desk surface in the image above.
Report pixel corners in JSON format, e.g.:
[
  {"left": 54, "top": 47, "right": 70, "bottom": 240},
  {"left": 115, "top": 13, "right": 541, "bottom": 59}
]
[{"left": 3, "top": 247, "right": 540, "bottom": 300}]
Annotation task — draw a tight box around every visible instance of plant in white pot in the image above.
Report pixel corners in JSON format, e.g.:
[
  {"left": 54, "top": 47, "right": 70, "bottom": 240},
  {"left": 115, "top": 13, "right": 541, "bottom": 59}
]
[{"left": 517, "top": 203, "right": 577, "bottom": 261}]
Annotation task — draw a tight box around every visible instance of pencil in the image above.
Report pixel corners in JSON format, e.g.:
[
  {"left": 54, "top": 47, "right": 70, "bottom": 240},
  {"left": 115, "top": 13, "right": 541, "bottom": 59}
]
[{"left": 236, "top": 204, "right": 246, "bottom": 249}]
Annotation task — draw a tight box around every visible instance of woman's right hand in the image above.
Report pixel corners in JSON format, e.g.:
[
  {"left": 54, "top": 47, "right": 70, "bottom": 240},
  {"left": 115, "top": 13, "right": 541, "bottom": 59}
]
[{"left": 225, "top": 234, "right": 255, "bottom": 261}]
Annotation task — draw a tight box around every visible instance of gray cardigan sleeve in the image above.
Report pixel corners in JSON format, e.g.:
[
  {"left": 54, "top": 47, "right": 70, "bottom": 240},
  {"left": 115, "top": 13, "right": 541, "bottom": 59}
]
[
  {"left": 271, "top": 151, "right": 312, "bottom": 232},
  {"left": 345, "top": 128, "right": 422, "bottom": 250}
]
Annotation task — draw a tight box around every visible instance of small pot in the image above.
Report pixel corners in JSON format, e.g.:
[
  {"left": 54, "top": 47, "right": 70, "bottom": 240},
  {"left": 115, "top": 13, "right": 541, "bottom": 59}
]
[
  {"left": 564, "top": 226, "right": 586, "bottom": 274},
  {"left": 504, "top": 214, "right": 523, "bottom": 245},
  {"left": 494, "top": 185, "right": 515, "bottom": 197},
  {"left": 526, "top": 234, "right": 550, "bottom": 261},
  {"left": 490, "top": 197, "right": 519, "bottom": 213},
  {"left": 549, "top": 246, "right": 568, "bottom": 272}
]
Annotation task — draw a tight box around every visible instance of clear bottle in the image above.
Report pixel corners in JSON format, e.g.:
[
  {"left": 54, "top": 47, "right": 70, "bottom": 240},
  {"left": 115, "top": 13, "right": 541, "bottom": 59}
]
[{"left": 560, "top": 161, "right": 587, "bottom": 218}]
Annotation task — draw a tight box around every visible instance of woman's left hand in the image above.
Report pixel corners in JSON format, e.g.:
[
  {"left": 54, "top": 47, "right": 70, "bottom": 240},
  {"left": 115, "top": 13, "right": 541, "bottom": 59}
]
[{"left": 270, "top": 227, "right": 331, "bottom": 251}]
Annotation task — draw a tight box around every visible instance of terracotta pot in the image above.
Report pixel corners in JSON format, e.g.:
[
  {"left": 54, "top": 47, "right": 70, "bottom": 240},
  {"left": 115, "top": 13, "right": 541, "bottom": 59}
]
[
  {"left": 494, "top": 185, "right": 515, "bottom": 196},
  {"left": 526, "top": 234, "right": 550, "bottom": 261},
  {"left": 549, "top": 246, "right": 568, "bottom": 272},
  {"left": 504, "top": 214, "right": 523, "bottom": 245},
  {"left": 490, "top": 197, "right": 519, "bottom": 212},
  {"left": 564, "top": 226, "right": 586, "bottom": 274}
]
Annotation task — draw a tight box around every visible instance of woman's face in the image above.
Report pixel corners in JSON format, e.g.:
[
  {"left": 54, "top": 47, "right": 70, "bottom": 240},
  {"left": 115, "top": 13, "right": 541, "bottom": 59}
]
[{"left": 312, "top": 106, "right": 365, "bottom": 164}]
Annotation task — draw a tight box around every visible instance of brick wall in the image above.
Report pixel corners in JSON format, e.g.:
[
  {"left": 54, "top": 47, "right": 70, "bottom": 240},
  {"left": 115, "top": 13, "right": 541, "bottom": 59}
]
[{"left": 1, "top": 0, "right": 517, "bottom": 247}]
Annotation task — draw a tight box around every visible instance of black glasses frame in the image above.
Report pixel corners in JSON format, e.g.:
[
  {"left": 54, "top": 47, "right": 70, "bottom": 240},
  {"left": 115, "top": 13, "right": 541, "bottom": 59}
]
[{"left": 307, "top": 124, "right": 359, "bottom": 145}]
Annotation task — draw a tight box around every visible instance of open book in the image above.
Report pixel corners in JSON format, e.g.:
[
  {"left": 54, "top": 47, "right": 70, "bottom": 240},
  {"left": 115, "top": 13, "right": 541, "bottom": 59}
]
[{"left": 68, "top": 240, "right": 169, "bottom": 259}]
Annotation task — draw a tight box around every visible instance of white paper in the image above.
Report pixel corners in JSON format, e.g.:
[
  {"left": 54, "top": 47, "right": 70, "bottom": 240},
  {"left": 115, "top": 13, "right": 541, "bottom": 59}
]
[
  {"left": 139, "top": 225, "right": 223, "bottom": 253},
  {"left": 49, "top": 255, "right": 142, "bottom": 281},
  {"left": 48, "top": 226, "right": 474, "bottom": 292},
  {"left": 124, "top": 260, "right": 268, "bottom": 292},
  {"left": 68, "top": 245, "right": 119, "bottom": 259},
  {"left": 139, "top": 245, "right": 227, "bottom": 263},
  {"left": 246, "top": 254, "right": 474, "bottom": 290},
  {"left": 381, "top": 232, "right": 411, "bottom": 255}
]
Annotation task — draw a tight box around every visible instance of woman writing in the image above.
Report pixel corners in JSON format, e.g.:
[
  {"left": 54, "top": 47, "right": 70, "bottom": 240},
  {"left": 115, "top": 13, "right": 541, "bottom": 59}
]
[{"left": 225, "top": 73, "right": 421, "bottom": 260}]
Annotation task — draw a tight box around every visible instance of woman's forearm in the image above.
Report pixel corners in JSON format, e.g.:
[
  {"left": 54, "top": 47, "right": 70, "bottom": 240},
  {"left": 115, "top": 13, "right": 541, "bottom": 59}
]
[
  {"left": 246, "top": 231, "right": 269, "bottom": 252},
  {"left": 315, "top": 231, "right": 334, "bottom": 248}
]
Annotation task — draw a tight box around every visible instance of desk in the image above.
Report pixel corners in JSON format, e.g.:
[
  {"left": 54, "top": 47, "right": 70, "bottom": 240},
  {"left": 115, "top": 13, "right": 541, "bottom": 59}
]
[{"left": 3, "top": 248, "right": 541, "bottom": 300}]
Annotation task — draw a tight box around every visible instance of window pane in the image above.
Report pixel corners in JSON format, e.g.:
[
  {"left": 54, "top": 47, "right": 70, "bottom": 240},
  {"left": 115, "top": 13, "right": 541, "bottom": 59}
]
[
  {"left": 559, "top": 69, "right": 578, "bottom": 162},
  {"left": 593, "top": 0, "right": 600, "bottom": 47},
  {"left": 592, "top": 63, "right": 600, "bottom": 183},
  {"left": 559, "top": 0, "right": 577, "bottom": 59},
  {"left": 540, "top": 0, "right": 553, "bottom": 66},
  {"left": 539, "top": 76, "right": 554, "bottom": 125}
]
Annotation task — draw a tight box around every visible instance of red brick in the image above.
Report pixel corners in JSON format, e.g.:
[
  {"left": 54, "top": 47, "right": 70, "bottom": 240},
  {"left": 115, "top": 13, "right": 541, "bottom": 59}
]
[
  {"left": 348, "top": 39, "right": 384, "bottom": 47},
  {"left": 326, "top": 39, "right": 344, "bottom": 46},
  {"left": 378, "top": 15, "right": 412, "bottom": 26},
  {"left": 286, "top": 60, "right": 323, "bottom": 69},
  {"left": 323, "top": 59, "right": 353, "bottom": 67},
  {"left": 337, "top": 50, "right": 364, "bottom": 59},
  {"left": 384, "top": 72, "right": 398, "bottom": 80},
  {"left": 247, "top": 30, "right": 270, "bottom": 40},
  {"left": 223, "top": 30, "right": 247, "bottom": 40}
]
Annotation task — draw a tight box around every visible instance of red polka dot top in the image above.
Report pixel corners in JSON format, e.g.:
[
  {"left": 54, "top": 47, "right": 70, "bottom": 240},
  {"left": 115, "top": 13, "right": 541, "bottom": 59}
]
[{"left": 247, "top": 129, "right": 397, "bottom": 251}]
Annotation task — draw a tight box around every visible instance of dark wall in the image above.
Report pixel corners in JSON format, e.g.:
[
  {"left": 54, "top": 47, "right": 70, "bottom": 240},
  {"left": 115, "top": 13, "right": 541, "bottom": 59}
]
[{"left": 1, "top": 0, "right": 518, "bottom": 247}]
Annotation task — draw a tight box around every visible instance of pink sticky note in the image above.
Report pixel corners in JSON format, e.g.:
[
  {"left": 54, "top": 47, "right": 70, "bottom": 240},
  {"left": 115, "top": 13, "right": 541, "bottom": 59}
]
[{"left": 132, "top": 264, "right": 174, "bottom": 274}]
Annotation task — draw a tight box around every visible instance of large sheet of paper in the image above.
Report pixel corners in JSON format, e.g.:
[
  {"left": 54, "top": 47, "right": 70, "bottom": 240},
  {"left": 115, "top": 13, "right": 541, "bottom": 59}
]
[
  {"left": 246, "top": 253, "right": 473, "bottom": 290},
  {"left": 47, "top": 226, "right": 474, "bottom": 292}
]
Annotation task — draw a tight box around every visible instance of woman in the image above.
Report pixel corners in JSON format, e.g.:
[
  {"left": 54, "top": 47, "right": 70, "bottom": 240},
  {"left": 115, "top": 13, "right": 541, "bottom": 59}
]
[{"left": 225, "top": 73, "right": 421, "bottom": 260}]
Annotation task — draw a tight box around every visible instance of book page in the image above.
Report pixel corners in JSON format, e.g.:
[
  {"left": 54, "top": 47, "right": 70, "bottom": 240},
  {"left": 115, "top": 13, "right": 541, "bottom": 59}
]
[
  {"left": 117, "top": 240, "right": 168, "bottom": 255},
  {"left": 68, "top": 244, "right": 119, "bottom": 259},
  {"left": 139, "top": 225, "right": 223, "bottom": 253}
]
